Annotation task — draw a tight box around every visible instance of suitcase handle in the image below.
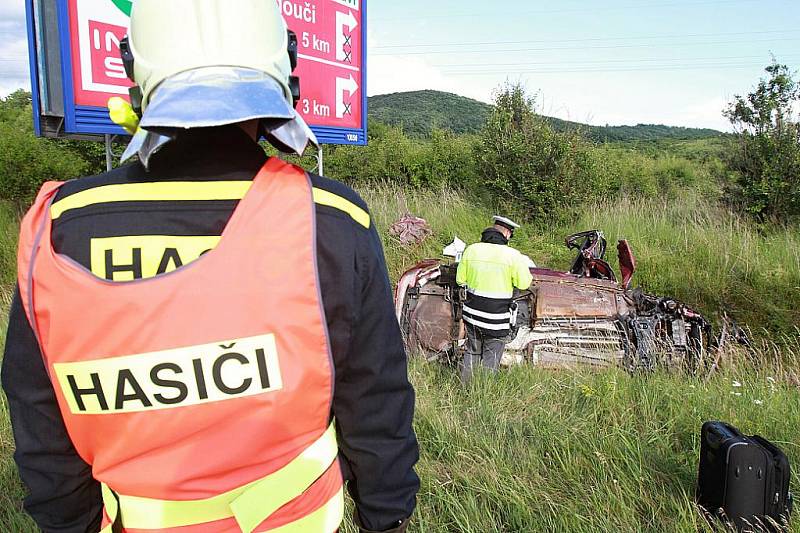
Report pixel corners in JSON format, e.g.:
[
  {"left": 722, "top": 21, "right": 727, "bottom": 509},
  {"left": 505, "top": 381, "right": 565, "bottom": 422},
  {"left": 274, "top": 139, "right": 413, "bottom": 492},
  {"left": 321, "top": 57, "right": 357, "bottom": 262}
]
[{"left": 703, "top": 421, "right": 743, "bottom": 450}]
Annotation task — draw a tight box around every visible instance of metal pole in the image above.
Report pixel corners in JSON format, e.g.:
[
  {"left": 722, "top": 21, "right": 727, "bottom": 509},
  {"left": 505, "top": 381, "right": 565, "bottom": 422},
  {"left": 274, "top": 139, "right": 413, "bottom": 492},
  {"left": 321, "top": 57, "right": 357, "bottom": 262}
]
[
  {"left": 317, "top": 146, "right": 324, "bottom": 176},
  {"left": 105, "top": 134, "right": 114, "bottom": 172}
]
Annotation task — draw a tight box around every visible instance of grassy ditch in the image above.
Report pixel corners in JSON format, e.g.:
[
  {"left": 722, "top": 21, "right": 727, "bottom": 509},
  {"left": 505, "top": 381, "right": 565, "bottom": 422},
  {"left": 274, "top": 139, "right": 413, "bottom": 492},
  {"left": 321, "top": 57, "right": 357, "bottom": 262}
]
[
  {"left": 362, "top": 184, "right": 800, "bottom": 338},
  {"left": 0, "top": 188, "right": 798, "bottom": 532},
  {"left": 364, "top": 355, "right": 800, "bottom": 533}
]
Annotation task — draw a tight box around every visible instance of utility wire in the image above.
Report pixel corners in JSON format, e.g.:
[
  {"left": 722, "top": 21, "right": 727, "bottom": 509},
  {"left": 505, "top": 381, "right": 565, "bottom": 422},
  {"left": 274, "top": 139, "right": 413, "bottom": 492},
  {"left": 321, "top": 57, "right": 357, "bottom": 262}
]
[
  {"left": 373, "top": 0, "right": 763, "bottom": 22},
  {"left": 372, "top": 37, "right": 800, "bottom": 56},
  {"left": 374, "top": 29, "right": 799, "bottom": 50},
  {"left": 444, "top": 62, "right": 783, "bottom": 76},
  {"left": 437, "top": 54, "right": 800, "bottom": 70}
]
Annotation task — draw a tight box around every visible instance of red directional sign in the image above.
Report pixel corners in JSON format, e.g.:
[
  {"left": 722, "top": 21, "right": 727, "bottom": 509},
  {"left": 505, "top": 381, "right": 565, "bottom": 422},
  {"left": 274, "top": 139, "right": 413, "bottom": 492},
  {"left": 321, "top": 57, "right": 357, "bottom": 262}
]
[
  {"left": 278, "top": 0, "right": 365, "bottom": 132},
  {"left": 26, "top": 0, "right": 367, "bottom": 144}
]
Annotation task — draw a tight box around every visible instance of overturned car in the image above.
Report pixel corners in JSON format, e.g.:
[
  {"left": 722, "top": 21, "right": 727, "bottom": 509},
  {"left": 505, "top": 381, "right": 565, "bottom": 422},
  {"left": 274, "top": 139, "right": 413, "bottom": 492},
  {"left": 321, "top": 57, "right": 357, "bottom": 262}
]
[{"left": 395, "top": 230, "right": 713, "bottom": 371}]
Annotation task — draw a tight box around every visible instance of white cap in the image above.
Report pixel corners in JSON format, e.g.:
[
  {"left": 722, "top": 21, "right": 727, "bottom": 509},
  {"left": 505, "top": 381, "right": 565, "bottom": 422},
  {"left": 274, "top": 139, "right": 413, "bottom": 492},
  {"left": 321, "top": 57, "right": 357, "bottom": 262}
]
[{"left": 493, "top": 216, "right": 521, "bottom": 231}]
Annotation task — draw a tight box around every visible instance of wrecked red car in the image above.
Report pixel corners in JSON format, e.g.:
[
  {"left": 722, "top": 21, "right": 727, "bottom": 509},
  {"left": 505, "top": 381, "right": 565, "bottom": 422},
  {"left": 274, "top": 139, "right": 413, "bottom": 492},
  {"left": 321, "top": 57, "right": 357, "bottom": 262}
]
[{"left": 395, "top": 230, "right": 713, "bottom": 371}]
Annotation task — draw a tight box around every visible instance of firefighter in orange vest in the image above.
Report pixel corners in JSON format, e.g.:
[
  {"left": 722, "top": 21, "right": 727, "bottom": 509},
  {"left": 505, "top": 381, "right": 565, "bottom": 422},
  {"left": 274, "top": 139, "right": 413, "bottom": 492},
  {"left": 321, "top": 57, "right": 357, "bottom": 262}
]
[{"left": 1, "top": 1, "right": 418, "bottom": 532}]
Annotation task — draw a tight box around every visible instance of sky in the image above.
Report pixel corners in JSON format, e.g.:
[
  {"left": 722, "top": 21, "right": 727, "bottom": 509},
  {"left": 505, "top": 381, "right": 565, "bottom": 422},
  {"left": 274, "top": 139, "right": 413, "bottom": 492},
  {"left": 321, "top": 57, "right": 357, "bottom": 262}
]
[{"left": 1, "top": 0, "right": 798, "bottom": 131}]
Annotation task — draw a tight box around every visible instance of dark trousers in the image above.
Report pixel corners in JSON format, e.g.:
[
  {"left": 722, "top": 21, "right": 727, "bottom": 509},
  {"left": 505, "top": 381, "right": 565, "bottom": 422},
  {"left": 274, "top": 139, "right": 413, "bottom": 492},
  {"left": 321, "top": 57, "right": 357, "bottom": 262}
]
[{"left": 461, "top": 323, "right": 507, "bottom": 382}]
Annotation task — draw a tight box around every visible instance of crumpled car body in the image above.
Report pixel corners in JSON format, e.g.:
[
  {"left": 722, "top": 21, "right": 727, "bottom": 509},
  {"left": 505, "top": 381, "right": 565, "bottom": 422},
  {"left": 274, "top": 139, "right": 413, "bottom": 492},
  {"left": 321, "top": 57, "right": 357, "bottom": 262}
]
[{"left": 395, "top": 230, "right": 713, "bottom": 371}]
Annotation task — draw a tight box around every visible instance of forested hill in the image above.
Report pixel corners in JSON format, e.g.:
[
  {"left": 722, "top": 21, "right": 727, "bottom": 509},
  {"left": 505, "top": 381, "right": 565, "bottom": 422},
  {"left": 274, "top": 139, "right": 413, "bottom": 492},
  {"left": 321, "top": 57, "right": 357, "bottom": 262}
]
[
  {"left": 367, "top": 90, "right": 723, "bottom": 142},
  {"left": 368, "top": 90, "right": 491, "bottom": 137}
]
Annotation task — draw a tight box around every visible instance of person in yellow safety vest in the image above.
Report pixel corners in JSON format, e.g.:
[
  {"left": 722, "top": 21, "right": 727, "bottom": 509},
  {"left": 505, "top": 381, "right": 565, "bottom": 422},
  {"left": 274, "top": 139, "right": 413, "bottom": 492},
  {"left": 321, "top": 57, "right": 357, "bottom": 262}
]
[
  {"left": 456, "top": 216, "right": 534, "bottom": 381},
  {"left": 2, "top": 1, "right": 419, "bottom": 532}
]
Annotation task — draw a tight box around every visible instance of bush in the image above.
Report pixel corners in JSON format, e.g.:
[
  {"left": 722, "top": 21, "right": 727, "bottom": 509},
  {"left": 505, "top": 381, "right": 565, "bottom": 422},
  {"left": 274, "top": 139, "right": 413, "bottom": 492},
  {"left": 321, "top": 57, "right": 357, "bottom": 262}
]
[
  {"left": 724, "top": 61, "right": 800, "bottom": 221},
  {"left": 324, "top": 121, "right": 479, "bottom": 188},
  {"left": 0, "top": 91, "right": 97, "bottom": 204},
  {"left": 474, "top": 84, "right": 599, "bottom": 221}
]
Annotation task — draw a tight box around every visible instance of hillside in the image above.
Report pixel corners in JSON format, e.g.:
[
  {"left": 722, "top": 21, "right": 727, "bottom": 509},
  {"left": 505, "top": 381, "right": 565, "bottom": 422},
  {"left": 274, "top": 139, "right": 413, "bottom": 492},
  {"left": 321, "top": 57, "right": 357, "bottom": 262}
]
[
  {"left": 368, "top": 90, "right": 723, "bottom": 142},
  {"left": 368, "top": 90, "right": 492, "bottom": 137}
]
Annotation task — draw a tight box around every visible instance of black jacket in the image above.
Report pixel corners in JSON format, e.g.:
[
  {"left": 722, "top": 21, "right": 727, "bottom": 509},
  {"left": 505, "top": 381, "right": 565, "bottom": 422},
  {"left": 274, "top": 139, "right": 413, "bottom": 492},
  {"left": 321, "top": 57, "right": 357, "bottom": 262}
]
[
  {"left": 480, "top": 227, "right": 509, "bottom": 245},
  {"left": 1, "top": 126, "right": 419, "bottom": 532}
]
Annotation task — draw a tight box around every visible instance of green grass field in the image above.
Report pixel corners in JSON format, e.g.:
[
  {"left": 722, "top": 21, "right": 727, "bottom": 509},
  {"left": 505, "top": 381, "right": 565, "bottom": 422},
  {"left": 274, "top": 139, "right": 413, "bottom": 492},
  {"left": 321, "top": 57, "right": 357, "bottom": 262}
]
[
  {"left": 364, "top": 183, "right": 800, "bottom": 338},
  {"left": 1, "top": 188, "right": 798, "bottom": 532}
]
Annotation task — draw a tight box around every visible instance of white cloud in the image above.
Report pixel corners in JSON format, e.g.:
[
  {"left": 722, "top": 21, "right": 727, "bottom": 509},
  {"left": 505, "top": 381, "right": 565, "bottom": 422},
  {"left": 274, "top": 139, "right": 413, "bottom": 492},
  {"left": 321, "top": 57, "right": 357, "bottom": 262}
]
[
  {"left": 0, "top": 0, "right": 25, "bottom": 20},
  {"left": 0, "top": 0, "right": 29, "bottom": 97},
  {"left": 367, "top": 30, "right": 493, "bottom": 102},
  {"left": 368, "top": 53, "right": 492, "bottom": 102}
]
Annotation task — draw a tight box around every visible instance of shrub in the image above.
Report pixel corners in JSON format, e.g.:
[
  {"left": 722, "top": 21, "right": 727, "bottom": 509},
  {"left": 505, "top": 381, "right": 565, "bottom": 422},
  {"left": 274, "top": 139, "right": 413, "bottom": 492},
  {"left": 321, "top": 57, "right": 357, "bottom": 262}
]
[
  {"left": 474, "top": 84, "right": 598, "bottom": 221},
  {"left": 724, "top": 61, "right": 800, "bottom": 222},
  {"left": 324, "top": 121, "right": 479, "bottom": 188},
  {"left": 0, "top": 91, "right": 96, "bottom": 204}
]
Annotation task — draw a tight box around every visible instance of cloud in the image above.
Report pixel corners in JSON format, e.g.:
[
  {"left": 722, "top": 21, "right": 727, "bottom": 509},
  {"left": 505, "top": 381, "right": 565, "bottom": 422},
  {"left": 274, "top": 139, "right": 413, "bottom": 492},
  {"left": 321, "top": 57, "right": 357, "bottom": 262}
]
[
  {"left": 0, "top": 0, "right": 30, "bottom": 96},
  {"left": 0, "top": 0, "right": 25, "bottom": 25},
  {"left": 367, "top": 30, "right": 493, "bottom": 102}
]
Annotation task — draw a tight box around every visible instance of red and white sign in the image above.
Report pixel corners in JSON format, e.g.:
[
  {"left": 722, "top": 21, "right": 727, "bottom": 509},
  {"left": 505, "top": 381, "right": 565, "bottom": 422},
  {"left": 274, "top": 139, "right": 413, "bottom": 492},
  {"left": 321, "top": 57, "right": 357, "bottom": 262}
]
[
  {"left": 65, "top": 0, "right": 363, "bottom": 132},
  {"left": 280, "top": 0, "right": 363, "bottom": 129},
  {"left": 68, "top": 0, "right": 132, "bottom": 107}
]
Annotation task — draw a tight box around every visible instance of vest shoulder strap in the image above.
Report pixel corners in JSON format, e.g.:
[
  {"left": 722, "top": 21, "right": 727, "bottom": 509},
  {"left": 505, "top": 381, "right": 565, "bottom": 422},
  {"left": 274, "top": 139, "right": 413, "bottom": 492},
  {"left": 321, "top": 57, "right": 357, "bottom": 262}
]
[{"left": 17, "top": 181, "right": 64, "bottom": 331}]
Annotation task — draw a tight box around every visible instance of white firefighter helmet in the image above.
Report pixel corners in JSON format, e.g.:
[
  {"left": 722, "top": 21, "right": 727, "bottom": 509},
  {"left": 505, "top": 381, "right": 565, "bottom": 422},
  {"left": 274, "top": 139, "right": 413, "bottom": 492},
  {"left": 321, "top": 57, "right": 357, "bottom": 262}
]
[{"left": 121, "top": 0, "right": 316, "bottom": 162}]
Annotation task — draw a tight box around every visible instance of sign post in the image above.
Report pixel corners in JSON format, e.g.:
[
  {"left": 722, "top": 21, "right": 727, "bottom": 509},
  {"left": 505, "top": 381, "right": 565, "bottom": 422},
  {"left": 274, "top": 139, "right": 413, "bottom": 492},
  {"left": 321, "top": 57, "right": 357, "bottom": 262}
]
[{"left": 25, "top": 0, "right": 367, "bottom": 145}]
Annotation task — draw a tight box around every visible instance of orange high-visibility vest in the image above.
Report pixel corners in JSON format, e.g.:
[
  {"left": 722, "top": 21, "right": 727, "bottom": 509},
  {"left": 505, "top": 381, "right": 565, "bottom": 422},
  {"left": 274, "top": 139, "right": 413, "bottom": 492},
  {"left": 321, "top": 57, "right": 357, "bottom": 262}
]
[{"left": 17, "top": 158, "right": 344, "bottom": 533}]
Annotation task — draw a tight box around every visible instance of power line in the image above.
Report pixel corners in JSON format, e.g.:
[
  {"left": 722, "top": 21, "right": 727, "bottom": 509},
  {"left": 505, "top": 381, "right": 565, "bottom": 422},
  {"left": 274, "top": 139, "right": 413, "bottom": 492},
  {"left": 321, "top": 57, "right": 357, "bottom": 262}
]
[
  {"left": 373, "top": 0, "right": 762, "bottom": 22},
  {"left": 374, "top": 29, "right": 799, "bottom": 50},
  {"left": 372, "top": 37, "right": 800, "bottom": 56},
  {"left": 436, "top": 54, "right": 800, "bottom": 70},
  {"left": 443, "top": 61, "right": 781, "bottom": 76}
]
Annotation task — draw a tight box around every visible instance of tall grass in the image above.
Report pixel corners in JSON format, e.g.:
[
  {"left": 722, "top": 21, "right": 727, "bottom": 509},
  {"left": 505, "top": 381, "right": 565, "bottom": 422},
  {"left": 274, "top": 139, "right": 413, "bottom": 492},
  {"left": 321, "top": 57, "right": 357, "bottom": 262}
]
[
  {"left": 0, "top": 202, "right": 31, "bottom": 531},
  {"left": 359, "top": 183, "right": 800, "bottom": 337},
  {"left": 0, "top": 192, "right": 798, "bottom": 532},
  {"left": 0, "top": 201, "right": 17, "bottom": 352},
  {"left": 343, "top": 355, "right": 799, "bottom": 533},
  {"left": 566, "top": 194, "right": 800, "bottom": 335}
]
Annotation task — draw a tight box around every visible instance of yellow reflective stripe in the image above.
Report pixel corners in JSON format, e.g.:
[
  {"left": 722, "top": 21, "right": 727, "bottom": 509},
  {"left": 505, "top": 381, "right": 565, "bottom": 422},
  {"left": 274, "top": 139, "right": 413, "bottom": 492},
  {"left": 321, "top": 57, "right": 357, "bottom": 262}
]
[
  {"left": 49, "top": 181, "right": 370, "bottom": 229},
  {"left": 98, "top": 484, "right": 119, "bottom": 533},
  {"left": 266, "top": 488, "right": 344, "bottom": 533},
  {"left": 100, "top": 423, "right": 338, "bottom": 530},
  {"left": 312, "top": 188, "right": 370, "bottom": 229},
  {"left": 230, "top": 422, "right": 339, "bottom": 532},
  {"left": 50, "top": 182, "right": 253, "bottom": 220}
]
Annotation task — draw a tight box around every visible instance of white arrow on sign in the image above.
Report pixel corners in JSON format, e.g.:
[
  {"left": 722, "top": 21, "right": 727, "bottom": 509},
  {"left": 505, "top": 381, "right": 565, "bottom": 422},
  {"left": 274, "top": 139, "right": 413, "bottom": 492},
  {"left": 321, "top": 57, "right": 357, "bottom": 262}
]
[
  {"left": 336, "top": 11, "right": 358, "bottom": 63},
  {"left": 336, "top": 75, "right": 359, "bottom": 119}
]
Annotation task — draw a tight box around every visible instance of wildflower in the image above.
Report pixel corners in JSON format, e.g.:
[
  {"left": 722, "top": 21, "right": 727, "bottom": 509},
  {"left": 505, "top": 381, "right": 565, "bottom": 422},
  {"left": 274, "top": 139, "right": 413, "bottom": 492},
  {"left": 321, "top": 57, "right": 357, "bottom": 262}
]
[
  {"left": 730, "top": 392, "right": 742, "bottom": 397},
  {"left": 753, "top": 400, "right": 764, "bottom": 405},
  {"left": 732, "top": 381, "right": 743, "bottom": 388}
]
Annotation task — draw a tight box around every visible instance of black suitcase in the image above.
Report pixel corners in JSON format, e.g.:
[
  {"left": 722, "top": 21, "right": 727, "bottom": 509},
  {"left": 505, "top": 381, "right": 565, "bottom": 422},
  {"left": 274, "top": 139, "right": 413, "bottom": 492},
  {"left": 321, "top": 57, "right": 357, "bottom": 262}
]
[{"left": 697, "top": 421, "right": 793, "bottom": 531}]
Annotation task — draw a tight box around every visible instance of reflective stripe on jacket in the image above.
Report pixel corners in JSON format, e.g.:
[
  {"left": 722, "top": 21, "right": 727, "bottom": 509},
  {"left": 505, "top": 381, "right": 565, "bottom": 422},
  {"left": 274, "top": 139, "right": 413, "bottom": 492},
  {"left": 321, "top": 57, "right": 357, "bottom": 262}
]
[
  {"left": 16, "top": 158, "right": 343, "bottom": 532},
  {"left": 456, "top": 242, "right": 533, "bottom": 336}
]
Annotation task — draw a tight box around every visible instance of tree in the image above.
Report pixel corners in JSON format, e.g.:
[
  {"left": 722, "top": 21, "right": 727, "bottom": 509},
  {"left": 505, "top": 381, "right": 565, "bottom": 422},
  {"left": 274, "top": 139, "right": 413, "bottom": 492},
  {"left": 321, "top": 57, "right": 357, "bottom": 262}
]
[
  {"left": 724, "top": 61, "right": 800, "bottom": 221},
  {"left": 0, "top": 90, "right": 109, "bottom": 204},
  {"left": 0, "top": 91, "right": 91, "bottom": 204},
  {"left": 475, "top": 83, "right": 595, "bottom": 221}
]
